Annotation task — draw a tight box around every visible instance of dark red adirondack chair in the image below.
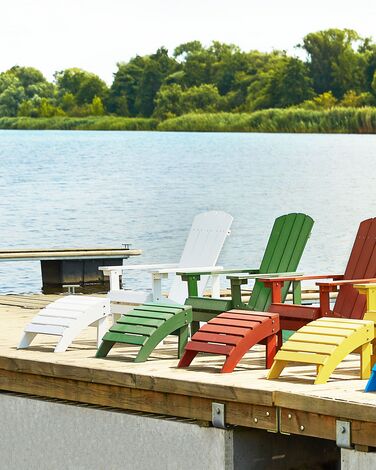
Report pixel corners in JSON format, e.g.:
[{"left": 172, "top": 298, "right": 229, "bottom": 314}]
[
  {"left": 263, "top": 217, "right": 376, "bottom": 341},
  {"left": 178, "top": 218, "right": 376, "bottom": 373}
]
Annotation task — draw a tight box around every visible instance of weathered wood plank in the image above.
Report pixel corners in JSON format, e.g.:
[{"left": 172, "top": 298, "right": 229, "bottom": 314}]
[
  {"left": 280, "top": 408, "right": 336, "bottom": 440},
  {"left": 0, "top": 355, "right": 274, "bottom": 406},
  {"left": 275, "top": 391, "right": 376, "bottom": 423},
  {"left": 0, "top": 369, "right": 277, "bottom": 431},
  {"left": 280, "top": 408, "right": 376, "bottom": 447},
  {"left": 0, "top": 248, "right": 141, "bottom": 261}
]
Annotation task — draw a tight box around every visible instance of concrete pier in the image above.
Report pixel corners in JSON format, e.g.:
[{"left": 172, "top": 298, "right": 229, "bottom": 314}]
[
  {"left": 341, "top": 448, "right": 376, "bottom": 469},
  {"left": 0, "top": 393, "right": 339, "bottom": 470}
]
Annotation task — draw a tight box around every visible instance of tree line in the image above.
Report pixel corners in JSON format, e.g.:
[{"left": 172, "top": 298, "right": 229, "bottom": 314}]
[{"left": 1, "top": 28, "right": 376, "bottom": 120}]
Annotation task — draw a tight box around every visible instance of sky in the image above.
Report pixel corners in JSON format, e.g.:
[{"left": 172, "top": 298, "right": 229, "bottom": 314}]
[{"left": 2, "top": 0, "right": 376, "bottom": 84}]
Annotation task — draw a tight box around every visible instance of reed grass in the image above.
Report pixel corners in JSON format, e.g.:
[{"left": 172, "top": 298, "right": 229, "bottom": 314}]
[
  {"left": 0, "top": 116, "right": 158, "bottom": 131},
  {"left": 157, "top": 108, "right": 376, "bottom": 133},
  {"left": 1, "top": 108, "right": 376, "bottom": 133}
]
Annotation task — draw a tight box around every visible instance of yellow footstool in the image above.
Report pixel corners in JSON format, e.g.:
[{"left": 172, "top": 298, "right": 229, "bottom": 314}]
[{"left": 267, "top": 316, "right": 374, "bottom": 384}]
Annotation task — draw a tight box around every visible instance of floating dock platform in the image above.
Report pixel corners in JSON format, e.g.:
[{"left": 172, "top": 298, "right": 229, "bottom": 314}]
[
  {"left": 0, "top": 295, "right": 375, "bottom": 469},
  {"left": 0, "top": 247, "right": 141, "bottom": 292}
]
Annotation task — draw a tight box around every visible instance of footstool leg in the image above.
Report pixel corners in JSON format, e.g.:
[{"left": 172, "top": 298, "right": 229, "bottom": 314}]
[{"left": 266, "top": 334, "right": 277, "bottom": 368}]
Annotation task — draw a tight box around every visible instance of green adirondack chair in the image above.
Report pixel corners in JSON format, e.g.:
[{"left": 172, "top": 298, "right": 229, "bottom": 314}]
[
  {"left": 178, "top": 213, "right": 314, "bottom": 334},
  {"left": 96, "top": 213, "right": 313, "bottom": 362}
]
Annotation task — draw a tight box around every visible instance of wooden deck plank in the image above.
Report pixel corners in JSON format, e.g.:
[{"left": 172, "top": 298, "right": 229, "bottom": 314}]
[{"left": 0, "top": 248, "right": 141, "bottom": 261}]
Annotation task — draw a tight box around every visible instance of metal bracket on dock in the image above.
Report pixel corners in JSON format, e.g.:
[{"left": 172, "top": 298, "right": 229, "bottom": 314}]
[
  {"left": 212, "top": 403, "right": 226, "bottom": 429},
  {"left": 336, "top": 420, "right": 352, "bottom": 449},
  {"left": 278, "top": 408, "right": 291, "bottom": 436}
]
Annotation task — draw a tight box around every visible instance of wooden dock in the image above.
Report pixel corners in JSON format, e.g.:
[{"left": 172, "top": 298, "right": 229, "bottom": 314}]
[
  {"left": 0, "top": 247, "right": 141, "bottom": 292},
  {"left": 0, "top": 294, "right": 376, "bottom": 449},
  {"left": 0, "top": 247, "right": 142, "bottom": 261}
]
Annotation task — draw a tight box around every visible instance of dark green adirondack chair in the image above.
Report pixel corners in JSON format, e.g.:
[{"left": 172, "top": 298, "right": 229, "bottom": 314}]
[
  {"left": 96, "top": 213, "right": 313, "bottom": 362},
  {"left": 179, "top": 213, "right": 314, "bottom": 334}
]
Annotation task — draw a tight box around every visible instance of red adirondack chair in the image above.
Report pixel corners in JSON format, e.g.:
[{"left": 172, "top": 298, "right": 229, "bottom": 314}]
[
  {"left": 178, "top": 218, "right": 376, "bottom": 373},
  {"left": 262, "top": 217, "right": 376, "bottom": 344}
]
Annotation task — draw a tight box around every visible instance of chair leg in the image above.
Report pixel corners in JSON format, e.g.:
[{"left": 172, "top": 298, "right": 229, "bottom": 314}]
[
  {"left": 191, "top": 321, "right": 200, "bottom": 336},
  {"left": 54, "top": 335, "right": 73, "bottom": 353},
  {"left": 96, "top": 317, "right": 108, "bottom": 348},
  {"left": 277, "top": 330, "right": 283, "bottom": 350},
  {"left": 360, "top": 343, "right": 372, "bottom": 379},
  {"left": 267, "top": 360, "right": 287, "bottom": 379},
  {"left": 96, "top": 340, "right": 115, "bottom": 358},
  {"left": 178, "top": 325, "right": 189, "bottom": 358},
  {"left": 266, "top": 334, "right": 277, "bottom": 369},
  {"left": 221, "top": 353, "right": 242, "bottom": 373},
  {"left": 18, "top": 332, "right": 37, "bottom": 349},
  {"left": 178, "top": 350, "right": 199, "bottom": 367}
]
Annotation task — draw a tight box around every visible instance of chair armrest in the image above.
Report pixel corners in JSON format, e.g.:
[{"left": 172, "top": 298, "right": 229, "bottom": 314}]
[
  {"left": 177, "top": 268, "right": 259, "bottom": 277},
  {"left": 155, "top": 266, "right": 224, "bottom": 275},
  {"left": 259, "top": 273, "right": 343, "bottom": 283},
  {"left": 150, "top": 266, "right": 225, "bottom": 301},
  {"left": 315, "top": 277, "right": 376, "bottom": 316},
  {"left": 316, "top": 278, "right": 376, "bottom": 288},
  {"left": 226, "top": 272, "right": 304, "bottom": 307},
  {"left": 100, "top": 263, "right": 179, "bottom": 275},
  {"left": 99, "top": 263, "right": 179, "bottom": 291},
  {"left": 259, "top": 273, "right": 344, "bottom": 303},
  {"left": 354, "top": 284, "right": 376, "bottom": 320},
  {"left": 177, "top": 268, "right": 259, "bottom": 298},
  {"left": 227, "top": 271, "right": 304, "bottom": 281},
  {"left": 99, "top": 266, "right": 123, "bottom": 275}
]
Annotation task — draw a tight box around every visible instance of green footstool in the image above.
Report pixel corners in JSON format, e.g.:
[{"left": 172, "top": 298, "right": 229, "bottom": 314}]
[{"left": 96, "top": 302, "right": 192, "bottom": 362}]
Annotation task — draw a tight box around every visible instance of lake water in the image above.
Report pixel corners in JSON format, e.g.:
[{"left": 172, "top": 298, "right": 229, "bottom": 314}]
[{"left": 1, "top": 130, "right": 376, "bottom": 294}]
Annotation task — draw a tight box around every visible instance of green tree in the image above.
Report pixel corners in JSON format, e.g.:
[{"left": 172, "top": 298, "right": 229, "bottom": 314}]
[
  {"left": 153, "top": 84, "right": 184, "bottom": 119},
  {"left": 267, "top": 57, "right": 314, "bottom": 108},
  {"left": 340, "top": 90, "right": 375, "bottom": 107},
  {"left": 0, "top": 66, "right": 53, "bottom": 116},
  {"left": 182, "top": 84, "right": 221, "bottom": 112},
  {"left": 135, "top": 48, "right": 178, "bottom": 117},
  {"left": 0, "top": 84, "right": 25, "bottom": 116},
  {"left": 208, "top": 42, "right": 249, "bottom": 95},
  {"left": 153, "top": 83, "right": 221, "bottom": 118},
  {"left": 60, "top": 92, "right": 76, "bottom": 113},
  {"left": 17, "top": 99, "right": 36, "bottom": 117},
  {"left": 108, "top": 57, "right": 146, "bottom": 116},
  {"left": 110, "top": 48, "right": 178, "bottom": 117},
  {"left": 302, "top": 91, "right": 338, "bottom": 109},
  {"left": 38, "top": 98, "right": 65, "bottom": 117},
  {"left": 55, "top": 68, "right": 108, "bottom": 105},
  {"left": 173, "top": 41, "right": 204, "bottom": 59},
  {"left": 75, "top": 75, "right": 108, "bottom": 105},
  {"left": 89, "top": 96, "right": 105, "bottom": 115},
  {"left": 359, "top": 40, "right": 376, "bottom": 92},
  {"left": 245, "top": 52, "right": 288, "bottom": 110},
  {"left": 301, "top": 29, "right": 367, "bottom": 98},
  {"left": 9, "top": 66, "right": 46, "bottom": 89},
  {"left": 174, "top": 41, "right": 213, "bottom": 88}
]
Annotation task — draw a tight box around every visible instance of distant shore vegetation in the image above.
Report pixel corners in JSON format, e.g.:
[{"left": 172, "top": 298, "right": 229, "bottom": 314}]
[
  {"left": 1, "top": 108, "right": 376, "bottom": 133},
  {"left": 1, "top": 28, "right": 376, "bottom": 133}
]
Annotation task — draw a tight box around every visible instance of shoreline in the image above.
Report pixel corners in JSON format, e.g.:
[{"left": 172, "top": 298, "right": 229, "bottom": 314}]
[{"left": 1, "top": 107, "right": 376, "bottom": 133}]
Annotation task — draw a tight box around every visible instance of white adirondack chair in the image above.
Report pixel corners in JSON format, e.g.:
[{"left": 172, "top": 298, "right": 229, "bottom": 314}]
[
  {"left": 18, "top": 296, "right": 110, "bottom": 352},
  {"left": 100, "top": 211, "right": 233, "bottom": 316}
]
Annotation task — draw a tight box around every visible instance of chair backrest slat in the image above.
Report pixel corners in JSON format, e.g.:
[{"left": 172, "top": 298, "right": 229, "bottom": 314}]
[
  {"left": 334, "top": 218, "right": 376, "bottom": 319},
  {"left": 248, "top": 213, "right": 314, "bottom": 311}
]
